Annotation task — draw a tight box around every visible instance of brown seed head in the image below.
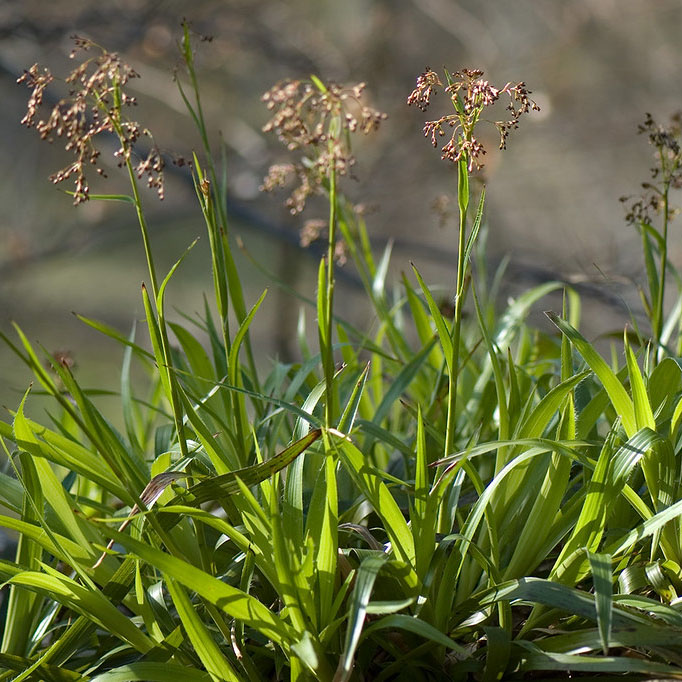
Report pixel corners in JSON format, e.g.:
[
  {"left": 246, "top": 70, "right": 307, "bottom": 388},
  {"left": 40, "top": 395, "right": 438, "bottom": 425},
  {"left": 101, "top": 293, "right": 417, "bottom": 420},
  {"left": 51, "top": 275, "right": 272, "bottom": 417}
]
[
  {"left": 261, "top": 76, "right": 386, "bottom": 214},
  {"left": 409, "top": 67, "right": 539, "bottom": 171},
  {"left": 18, "top": 36, "right": 164, "bottom": 204},
  {"left": 622, "top": 112, "right": 682, "bottom": 226}
]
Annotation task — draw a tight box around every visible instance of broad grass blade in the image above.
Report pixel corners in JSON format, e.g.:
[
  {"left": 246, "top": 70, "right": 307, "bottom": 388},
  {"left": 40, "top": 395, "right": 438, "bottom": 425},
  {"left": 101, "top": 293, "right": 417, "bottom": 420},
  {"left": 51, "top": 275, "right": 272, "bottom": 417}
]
[
  {"left": 546, "top": 312, "right": 636, "bottom": 437},
  {"left": 108, "top": 528, "right": 295, "bottom": 648},
  {"left": 335, "top": 554, "right": 388, "bottom": 682},
  {"left": 586, "top": 550, "right": 613, "bottom": 655},
  {"left": 166, "top": 578, "right": 242, "bottom": 681}
]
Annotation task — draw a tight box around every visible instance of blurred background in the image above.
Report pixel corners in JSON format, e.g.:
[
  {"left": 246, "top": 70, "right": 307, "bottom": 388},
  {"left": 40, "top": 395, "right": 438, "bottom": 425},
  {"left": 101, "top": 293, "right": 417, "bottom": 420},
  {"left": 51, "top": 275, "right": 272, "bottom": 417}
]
[{"left": 2, "top": 0, "right": 682, "bottom": 412}]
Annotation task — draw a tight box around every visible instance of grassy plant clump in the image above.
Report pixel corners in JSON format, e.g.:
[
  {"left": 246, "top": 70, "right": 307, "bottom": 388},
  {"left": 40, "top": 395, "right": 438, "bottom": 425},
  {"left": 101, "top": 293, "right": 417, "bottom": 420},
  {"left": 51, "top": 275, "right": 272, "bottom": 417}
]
[{"left": 4, "top": 26, "right": 682, "bottom": 681}]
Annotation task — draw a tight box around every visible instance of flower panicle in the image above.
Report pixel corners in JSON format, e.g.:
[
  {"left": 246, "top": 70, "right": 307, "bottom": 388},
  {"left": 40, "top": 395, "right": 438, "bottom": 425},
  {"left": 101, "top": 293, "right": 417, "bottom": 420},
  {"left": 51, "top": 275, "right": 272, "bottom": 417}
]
[
  {"left": 260, "top": 76, "right": 387, "bottom": 215},
  {"left": 638, "top": 111, "right": 682, "bottom": 182},
  {"left": 621, "top": 112, "right": 682, "bottom": 226},
  {"left": 18, "top": 35, "right": 164, "bottom": 204},
  {"left": 408, "top": 67, "right": 539, "bottom": 171},
  {"left": 406, "top": 68, "right": 442, "bottom": 112}
]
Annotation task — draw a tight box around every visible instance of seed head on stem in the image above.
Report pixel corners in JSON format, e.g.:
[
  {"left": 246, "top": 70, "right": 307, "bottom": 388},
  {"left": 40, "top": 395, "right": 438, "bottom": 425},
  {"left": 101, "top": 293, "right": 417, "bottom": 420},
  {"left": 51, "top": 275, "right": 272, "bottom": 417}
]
[
  {"left": 261, "top": 77, "right": 387, "bottom": 215},
  {"left": 260, "top": 76, "right": 387, "bottom": 261},
  {"left": 18, "top": 36, "right": 165, "bottom": 204},
  {"left": 408, "top": 67, "right": 539, "bottom": 171}
]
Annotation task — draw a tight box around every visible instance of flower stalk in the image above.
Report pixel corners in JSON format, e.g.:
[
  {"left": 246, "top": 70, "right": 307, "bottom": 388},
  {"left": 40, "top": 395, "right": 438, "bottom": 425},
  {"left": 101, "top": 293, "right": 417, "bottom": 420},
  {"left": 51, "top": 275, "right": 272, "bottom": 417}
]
[
  {"left": 261, "top": 74, "right": 387, "bottom": 426},
  {"left": 621, "top": 112, "right": 682, "bottom": 362},
  {"left": 18, "top": 38, "right": 192, "bottom": 458},
  {"left": 409, "top": 67, "right": 538, "bottom": 459}
]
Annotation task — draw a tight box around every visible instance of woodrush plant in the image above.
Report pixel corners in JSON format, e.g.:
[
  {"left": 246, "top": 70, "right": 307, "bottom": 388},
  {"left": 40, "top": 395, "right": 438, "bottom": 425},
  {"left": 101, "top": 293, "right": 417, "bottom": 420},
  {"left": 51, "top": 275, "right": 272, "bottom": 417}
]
[
  {"left": 3, "top": 28, "right": 682, "bottom": 682},
  {"left": 407, "top": 66, "right": 539, "bottom": 463},
  {"left": 621, "top": 112, "right": 682, "bottom": 362},
  {"left": 260, "top": 74, "right": 387, "bottom": 427}
]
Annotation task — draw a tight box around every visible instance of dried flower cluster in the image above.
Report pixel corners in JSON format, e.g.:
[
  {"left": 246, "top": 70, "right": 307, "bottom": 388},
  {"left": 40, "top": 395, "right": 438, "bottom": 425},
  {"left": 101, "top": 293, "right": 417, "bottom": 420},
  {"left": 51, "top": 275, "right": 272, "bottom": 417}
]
[
  {"left": 260, "top": 78, "right": 387, "bottom": 214},
  {"left": 18, "top": 37, "right": 164, "bottom": 204},
  {"left": 621, "top": 113, "right": 682, "bottom": 226},
  {"left": 408, "top": 67, "right": 539, "bottom": 171}
]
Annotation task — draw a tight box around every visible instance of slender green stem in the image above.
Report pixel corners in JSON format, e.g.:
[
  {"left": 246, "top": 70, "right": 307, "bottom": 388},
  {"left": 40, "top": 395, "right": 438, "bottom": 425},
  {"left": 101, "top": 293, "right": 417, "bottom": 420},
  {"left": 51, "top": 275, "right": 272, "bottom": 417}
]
[
  {"left": 109, "top": 105, "right": 188, "bottom": 458},
  {"left": 443, "top": 158, "right": 470, "bottom": 460},
  {"left": 654, "top": 181, "right": 670, "bottom": 363},
  {"left": 323, "top": 160, "right": 338, "bottom": 426},
  {"left": 180, "top": 24, "right": 224, "bottom": 227},
  {"left": 180, "top": 23, "right": 260, "bottom": 392},
  {"left": 96, "top": 84, "right": 159, "bottom": 301},
  {"left": 196, "top": 176, "right": 247, "bottom": 459},
  {"left": 127, "top": 169, "right": 187, "bottom": 459},
  {"left": 123, "top": 160, "right": 159, "bottom": 300}
]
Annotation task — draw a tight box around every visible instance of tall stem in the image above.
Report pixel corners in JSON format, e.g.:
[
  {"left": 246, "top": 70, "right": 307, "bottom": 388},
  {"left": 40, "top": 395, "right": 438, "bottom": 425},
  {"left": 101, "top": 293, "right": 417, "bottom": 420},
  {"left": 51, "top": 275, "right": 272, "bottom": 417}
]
[
  {"left": 323, "top": 160, "right": 338, "bottom": 426},
  {"left": 125, "top": 160, "right": 188, "bottom": 459},
  {"left": 180, "top": 23, "right": 260, "bottom": 389},
  {"left": 100, "top": 86, "right": 159, "bottom": 302},
  {"left": 443, "top": 158, "right": 470, "bottom": 459},
  {"left": 654, "top": 182, "right": 670, "bottom": 363},
  {"left": 99, "top": 86, "right": 188, "bottom": 457},
  {"left": 124, "top": 160, "right": 159, "bottom": 301}
]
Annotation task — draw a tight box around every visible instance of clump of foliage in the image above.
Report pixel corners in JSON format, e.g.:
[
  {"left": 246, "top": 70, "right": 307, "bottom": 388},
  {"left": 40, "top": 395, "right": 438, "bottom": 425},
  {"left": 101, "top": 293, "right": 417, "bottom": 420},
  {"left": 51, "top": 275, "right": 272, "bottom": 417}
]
[{"left": 3, "top": 24, "right": 682, "bottom": 682}]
